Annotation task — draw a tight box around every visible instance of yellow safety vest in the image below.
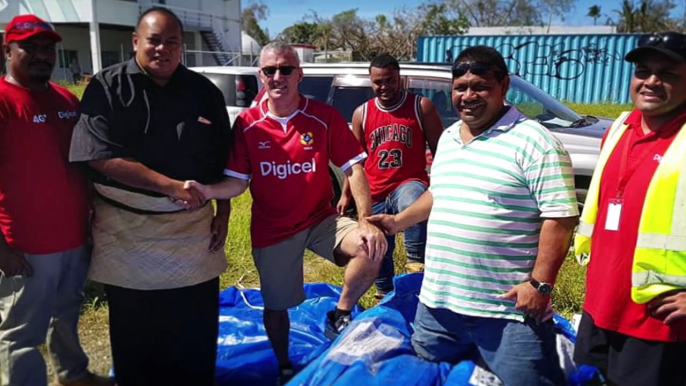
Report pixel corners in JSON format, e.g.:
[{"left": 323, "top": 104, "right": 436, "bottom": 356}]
[{"left": 574, "top": 112, "right": 686, "bottom": 304}]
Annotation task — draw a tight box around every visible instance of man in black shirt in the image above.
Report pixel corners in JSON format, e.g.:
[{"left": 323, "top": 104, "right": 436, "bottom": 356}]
[{"left": 69, "top": 7, "right": 230, "bottom": 386}]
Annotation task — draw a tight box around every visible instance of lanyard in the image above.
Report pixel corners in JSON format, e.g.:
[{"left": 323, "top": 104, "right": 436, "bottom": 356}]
[{"left": 616, "top": 129, "right": 662, "bottom": 198}]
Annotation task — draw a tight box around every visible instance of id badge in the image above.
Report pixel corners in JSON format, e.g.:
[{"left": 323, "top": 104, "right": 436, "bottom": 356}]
[{"left": 605, "top": 198, "right": 623, "bottom": 231}]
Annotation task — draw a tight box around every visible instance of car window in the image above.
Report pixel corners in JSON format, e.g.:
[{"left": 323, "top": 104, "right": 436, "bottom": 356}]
[
  {"left": 407, "top": 77, "right": 458, "bottom": 128},
  {"left": 507, "top": 77, "right": 582, "bottom": 129},
  {"left": 331, "top": 87, "right": 375, "bottom": 123},
  {"left": 237, "top": 75, "right": 259, "bottom": 107},
  {"left": 200, "top": 73, "right": 259, "bottom": 108},
  {"left": 299, "top": 76, "right": 334, "bottom": 102}
]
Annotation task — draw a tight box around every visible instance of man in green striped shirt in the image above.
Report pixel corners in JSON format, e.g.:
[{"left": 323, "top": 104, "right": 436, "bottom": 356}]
[{"left": 368, "top": 46, "right": 579, "bottom": 386}]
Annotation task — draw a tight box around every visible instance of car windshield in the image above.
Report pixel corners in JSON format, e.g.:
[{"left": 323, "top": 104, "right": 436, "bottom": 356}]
[
  {"left": 331, "top": 87, "right": 375, "bottom": 123},
  {"left": 299, "top": 76, "right": 334, "bottom": 102},
  {"left": 328, "top": 74, "right": 587, "bottom": 130},
  {"left": 508, "top": 76, "right": 584, "bottom": 128}
]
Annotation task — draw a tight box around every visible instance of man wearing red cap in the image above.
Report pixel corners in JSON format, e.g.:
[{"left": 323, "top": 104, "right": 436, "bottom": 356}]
[{"left": 0, "top": 15, "right": 112, "bottom": 386}]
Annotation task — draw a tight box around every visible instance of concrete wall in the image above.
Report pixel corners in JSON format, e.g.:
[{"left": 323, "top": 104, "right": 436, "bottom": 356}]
[
  {"left": 0, "top": 0, "right": 242, "bottom": 49},
  {"left": 51, "top": 26, "right": 197, "bottom": 81},
  {"left": 0, "top": 0, "right": 93, "bottom": 23},
  {"left": 0, "top": 0, "right": 240, "bottom": 79}
]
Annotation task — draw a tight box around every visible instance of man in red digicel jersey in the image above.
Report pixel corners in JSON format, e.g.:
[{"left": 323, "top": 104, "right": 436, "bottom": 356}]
[
  {"left": 337, "top": 53, "right": 444, "bottom": 300},
  {"left": 186, "top": 42, "right": 387, "bottom": 385},
  {"left": 574, "top": 32, "right": 686, "bottom": 386},
  {"left": 0, "top": 14, "right": 112, "bottom": 386}
]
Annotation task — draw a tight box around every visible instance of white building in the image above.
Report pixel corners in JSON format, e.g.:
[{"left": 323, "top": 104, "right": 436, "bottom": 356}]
[{"left": 0, "top": 0, "right": 242, "bottom": 81}]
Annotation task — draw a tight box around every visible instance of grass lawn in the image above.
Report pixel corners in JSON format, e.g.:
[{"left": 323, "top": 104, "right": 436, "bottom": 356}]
[{"left": 59, "top": 81, "right": 632, "bottom": 376}]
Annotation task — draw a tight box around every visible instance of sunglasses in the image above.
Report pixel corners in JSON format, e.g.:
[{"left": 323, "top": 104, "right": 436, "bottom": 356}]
[
  {"left": 638, "top": 32, "right": 686, "bottom": 52},
  {"left": 452, "top": 61, "right": 504, "bottom": 80},
  {"left": 261, "top": 66, "right": 298, "bottom": 76}
]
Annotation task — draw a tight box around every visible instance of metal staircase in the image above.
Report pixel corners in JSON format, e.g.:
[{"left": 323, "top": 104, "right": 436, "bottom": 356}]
[{"left": 200, "top": 31, "right": 234, "bottom": 66}]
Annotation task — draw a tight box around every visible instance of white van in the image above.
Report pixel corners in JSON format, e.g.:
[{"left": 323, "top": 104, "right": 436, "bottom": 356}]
[{"left": 190, "top": 66, "right": 261, "bottom": 125}]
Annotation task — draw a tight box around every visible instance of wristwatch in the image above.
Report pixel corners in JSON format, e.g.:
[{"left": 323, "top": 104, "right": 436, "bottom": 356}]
[{"left": 529, "top": 279, "right": 553, "bottom": 296}]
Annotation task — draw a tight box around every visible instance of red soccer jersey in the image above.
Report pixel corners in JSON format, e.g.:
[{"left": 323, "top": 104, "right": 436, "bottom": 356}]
[
  {"left": 0, "top": 77, "right": 89, "bottom": 254},
  {"left": 226, "top": 96, "right": 366, "bottom": 248},
  {"left": 362, "top": 92, "right": 429, "bottom": 202},
  {"left": 584, "top": 109, "right": 686, "bottom": 342}
]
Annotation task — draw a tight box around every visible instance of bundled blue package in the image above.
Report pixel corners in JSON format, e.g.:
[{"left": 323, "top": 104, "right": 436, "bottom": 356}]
[
  {"left": 109, "top": 273, "right": 597, "bottom": 385},
  {"left": 214, "top": 282, "right": 363, "bottom": 386},
  {"left": 288, "top": 273, "right": 600, "bottom": 386}
]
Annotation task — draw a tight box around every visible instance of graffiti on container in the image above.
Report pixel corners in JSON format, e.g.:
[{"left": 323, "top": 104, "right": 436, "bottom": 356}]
[{"left": 449, "top": 41, "right": 623, "bottom": 80}]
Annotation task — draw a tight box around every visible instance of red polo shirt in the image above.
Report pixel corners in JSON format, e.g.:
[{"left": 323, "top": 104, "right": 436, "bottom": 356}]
[
  {"left": 584, "top": 108, "right": 686, "bottom": 342},
  {"left": 226, "top": 96, "right": 365, "bottom": 248},
  {"left": 0, "top": 77, "right": 89, "bottom": 254}
]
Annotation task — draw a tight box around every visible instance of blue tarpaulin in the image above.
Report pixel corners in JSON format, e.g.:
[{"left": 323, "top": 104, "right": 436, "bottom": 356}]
[
  {"left": 215, "top": 273, "right": 598, "bottom": 386},
  {"left": 214, "top": 282, "right": 363, "bottom": 385}
]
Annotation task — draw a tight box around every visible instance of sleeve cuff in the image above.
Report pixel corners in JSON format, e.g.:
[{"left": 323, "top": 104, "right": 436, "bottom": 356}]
[
  {"left": 69, "top": 150, "right": 125, "bottom": 163},
  {"left": 540, "top": 208, "right": 580, "bottom": 218},
  {"left": 339, "top": 152, "right": 367, "bottom": 172},
  {"left": 224, "top": 169, "right": 251, "bottom": 180}
]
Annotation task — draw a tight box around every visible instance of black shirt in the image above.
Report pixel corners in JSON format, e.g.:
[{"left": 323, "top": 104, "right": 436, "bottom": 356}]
[{"left": 69, "top": 59, "right": 231, "bottom": 195}]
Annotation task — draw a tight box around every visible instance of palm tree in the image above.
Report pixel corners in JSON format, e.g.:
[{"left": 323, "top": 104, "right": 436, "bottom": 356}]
[
  {"left": 587, "top": 5, "right": 602, "bottom": 25},
  {"left": 614, "top": 0, "right": 637, "bottom": 32}
]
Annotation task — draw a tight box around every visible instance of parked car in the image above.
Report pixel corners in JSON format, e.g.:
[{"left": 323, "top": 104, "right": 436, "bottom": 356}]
[
  {"left": 191, "top": 66, "right": 261, "bottom": 126},
  {"left": 192, "top": 63, "right": 615, "bottom": 208}
]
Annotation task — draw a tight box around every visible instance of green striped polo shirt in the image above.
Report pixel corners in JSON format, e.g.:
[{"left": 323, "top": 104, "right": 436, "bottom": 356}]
[{"left": 420, "top": 106, "right": 578, "bottom": 321}]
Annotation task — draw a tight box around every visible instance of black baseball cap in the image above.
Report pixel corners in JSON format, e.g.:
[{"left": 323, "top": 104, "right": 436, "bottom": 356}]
[{"left": 625, "top": 32, "right": 686, "bottom": 62}]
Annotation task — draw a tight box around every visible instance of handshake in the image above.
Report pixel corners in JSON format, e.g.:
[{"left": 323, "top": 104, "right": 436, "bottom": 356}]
[{"left": 168, "top": 180, "right": 212, "bottom": 210}]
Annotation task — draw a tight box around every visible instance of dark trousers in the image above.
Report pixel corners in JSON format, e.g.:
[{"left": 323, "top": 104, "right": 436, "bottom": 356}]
[{"left": 104, "top": 278, "right": 220, "bottom": 386}]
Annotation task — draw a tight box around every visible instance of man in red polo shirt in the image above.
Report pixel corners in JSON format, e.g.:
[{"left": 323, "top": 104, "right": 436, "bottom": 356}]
[
  {"left": 574, "top": 32, "right": 686, "bottom": 386},
  {"left": 186, "top": 42, "right": 387, "bottom": 384},
  {"left": 0, "top": 15, "right": 112, "bottom": 386}
]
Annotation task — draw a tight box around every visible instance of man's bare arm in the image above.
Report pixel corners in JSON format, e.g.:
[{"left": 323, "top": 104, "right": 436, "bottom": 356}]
[
  {"left": 395, "top": 190, "right": 434, "bottom": 231},
  {"left": 89, "top": 158, "right": 180, "bottom": 196},
  {"left": 339, "top": 106, "right": 367, "bottom": 207},
  {"left": 531, "top": 216, "right": 579, "bottom": 284},
  {"left": 345, "top": 163, "right": 372, "bottom": 219},
  {"left": 419, "top": 97, "right": 444, "bottom": 157},
  {"left": 205, "top": 178, "right": 249, "bottom": 200}
]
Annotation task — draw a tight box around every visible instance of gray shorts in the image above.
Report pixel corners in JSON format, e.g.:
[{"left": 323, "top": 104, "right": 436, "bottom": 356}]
[{"left": 252, "top": 215, "right": 358, "bottom": 310}]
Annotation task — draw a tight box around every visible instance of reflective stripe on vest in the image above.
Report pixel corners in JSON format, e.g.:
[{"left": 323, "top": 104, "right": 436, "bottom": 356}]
[
  {"left": 573, "top": 112, "right": 632, "bottom": 265},
  {"left": 573, "top": 112, "right": 686, "bottom": 304},
  {"left": 631, "top": 125, "right": 686, "bottom": 303}
]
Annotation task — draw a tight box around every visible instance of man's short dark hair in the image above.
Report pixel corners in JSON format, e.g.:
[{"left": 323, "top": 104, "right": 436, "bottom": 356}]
[
  {"left": 136, "top": 6, "right": 184, "bottom": 35},
  {"left": 453, "top": 46, "right": 508, "bottom": 81},
  {"left": 369, "top": 53, "right": 400, "bottom": 73}
]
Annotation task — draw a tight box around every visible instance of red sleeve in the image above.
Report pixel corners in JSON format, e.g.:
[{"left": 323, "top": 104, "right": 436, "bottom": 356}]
[
  {"left": 327, "top": 108, "right": 366, "bottom": 171},
  {"left": 224, "top": 116, "right": 251, "bottom": 180},
  {"left": 0, "top": 100, "right": 6, "bottom": 138}
]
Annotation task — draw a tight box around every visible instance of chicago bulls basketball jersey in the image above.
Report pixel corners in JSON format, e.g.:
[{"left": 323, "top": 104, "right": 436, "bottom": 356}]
[{"left": 362, "top": 91, "right": 429, "bottom": 202}]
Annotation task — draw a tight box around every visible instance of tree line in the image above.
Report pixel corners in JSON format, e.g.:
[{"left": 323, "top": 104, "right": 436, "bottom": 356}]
[{"left": 242, "top": 0, "right": 686, "bottom": 61}]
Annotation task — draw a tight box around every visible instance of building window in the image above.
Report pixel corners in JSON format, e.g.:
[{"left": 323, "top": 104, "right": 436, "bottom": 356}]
[
  {"left": 58, "top": 50, "right": 78, "bottom": 68},
  {"left": 101, "top": 51, "right": 121, "bottom": 67}
]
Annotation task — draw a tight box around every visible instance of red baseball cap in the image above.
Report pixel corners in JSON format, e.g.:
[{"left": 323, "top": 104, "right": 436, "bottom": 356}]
[{"left": 4, "top": 14, "right": 62, "bottom": 44}]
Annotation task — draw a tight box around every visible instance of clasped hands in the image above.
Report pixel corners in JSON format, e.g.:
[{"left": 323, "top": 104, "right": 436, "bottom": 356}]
[{"left": 168, "top": 180, "right": 211, "bottom": 210}]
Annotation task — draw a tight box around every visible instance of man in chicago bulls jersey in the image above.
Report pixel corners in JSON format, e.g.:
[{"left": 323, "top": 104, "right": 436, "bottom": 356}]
[
  {"left": 185, "top": 43, "right": 387, "bottom": 385},
  {"left": 337, "top": 54, "right": 444, "bottom": 300}
]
